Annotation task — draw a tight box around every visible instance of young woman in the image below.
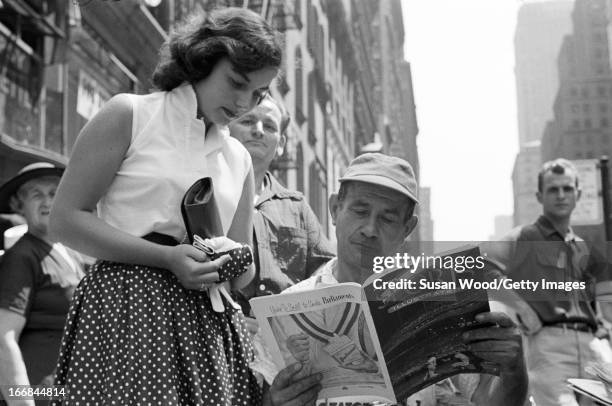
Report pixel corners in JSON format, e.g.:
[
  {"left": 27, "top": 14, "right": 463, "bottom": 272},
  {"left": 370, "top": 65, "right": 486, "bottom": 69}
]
[{"left": 49, "top": 8, "right": 282, "bottom": 405}]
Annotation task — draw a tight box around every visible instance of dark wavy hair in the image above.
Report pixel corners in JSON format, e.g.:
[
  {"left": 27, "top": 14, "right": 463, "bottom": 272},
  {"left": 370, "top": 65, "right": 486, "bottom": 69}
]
[{"left": 152, "top": 7, "right": 283, "bottom": 91}]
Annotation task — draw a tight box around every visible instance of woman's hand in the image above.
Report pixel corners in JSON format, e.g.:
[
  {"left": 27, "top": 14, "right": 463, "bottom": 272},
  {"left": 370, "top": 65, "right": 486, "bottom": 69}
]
[{"left": 162, "top": 244, "right": 231, "bottom": 290}]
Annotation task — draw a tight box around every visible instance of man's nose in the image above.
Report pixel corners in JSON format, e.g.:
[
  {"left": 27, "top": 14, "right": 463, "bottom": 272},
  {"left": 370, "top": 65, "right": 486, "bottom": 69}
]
[
  {"left": 360, "top": 215, "right": 378, "bottom": 238},
  {"left": 251, "top": 121, "right": 264, "bottom": 138},
  {"left": 43, "top": 194, "right": 54, "bottom": 206}
]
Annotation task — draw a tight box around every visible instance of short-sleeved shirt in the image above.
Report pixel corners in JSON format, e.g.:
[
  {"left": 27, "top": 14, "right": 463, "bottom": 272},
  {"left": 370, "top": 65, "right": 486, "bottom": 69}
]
[
  {"left": 489, "top": 215, "right": 612, "bottom": 328},
  {"left": 0, "top": 233, "right": 86, "bottom": 385},
  {"left": 238, "top": 172, "right": 335, "bottom": 312}
]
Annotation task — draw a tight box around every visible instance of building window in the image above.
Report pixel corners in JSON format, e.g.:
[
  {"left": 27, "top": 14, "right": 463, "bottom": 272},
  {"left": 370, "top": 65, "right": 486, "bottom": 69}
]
[
  {"left": 602, "top": 134, "right": 610, "bottom": 143},
  {"left": 570, "top": 87, "right": 579, "bottom": 97},
  {"left": 583, "top": 103, "right": 591, "bottom": 113},
  {"left": 600, "top": 103, "right": 608, "bottom": 113},
  {"left": 0, "top": 25, "right": 43, "bottom": 149},
  {"left": 582, "top": 87, "right": 590, "bottom": 98},
  {"left": 602, "top": 118, "right": 609, "bottom": 128},
  {"left": 585, "top": 118, "right": 592, "bottom": 129},
  {"left": 571, "top": 104, "right": 580, "bottom": 113},
  {"left": 572, "top": 119, "right": 580, "bottom": 129}
]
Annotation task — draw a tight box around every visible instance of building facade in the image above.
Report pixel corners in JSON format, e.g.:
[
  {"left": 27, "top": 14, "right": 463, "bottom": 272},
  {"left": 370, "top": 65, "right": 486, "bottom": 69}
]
[
  {"left": 541, "top": 0, "right": 611, "bottom": 243},
  {"left": 512, "top": 0, "right": 574, "bottom": 227},
  {"left": 512, "top": 140, "right": 542, "bottom": 226}
]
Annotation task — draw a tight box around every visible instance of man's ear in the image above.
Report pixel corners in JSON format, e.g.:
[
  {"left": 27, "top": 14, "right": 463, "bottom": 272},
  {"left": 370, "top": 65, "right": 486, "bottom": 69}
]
[
  {"left": 576, "top": 188, "right": 582, "bottom": 202},
  {"left": 329, "top": 193, "right": 340, "bottom": 226},
  {"left": 404, "top": 215, "right": 418, "bottom": 239},
  {"left": 9, "top": 195, "right": 22, "bottom": 215},
  {"left": 536, "top": 191, "right": 543, "bottom": 205},
  {"left": 275, "top": 134, "right": 287, "bottom": 157}
]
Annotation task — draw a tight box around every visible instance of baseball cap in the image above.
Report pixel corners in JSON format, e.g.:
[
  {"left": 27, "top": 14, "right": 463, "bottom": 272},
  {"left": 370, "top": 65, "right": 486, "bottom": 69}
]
[{"left": 339, "top": 153, "right": 418, "bottom": 203}]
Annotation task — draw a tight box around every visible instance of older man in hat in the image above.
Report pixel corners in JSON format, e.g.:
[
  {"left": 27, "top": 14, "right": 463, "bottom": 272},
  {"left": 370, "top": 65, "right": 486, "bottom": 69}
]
[
  {"left": 0, "top": 163, "right": 87, "bottom": 403},
  {"left": 263, "top": 153, "right": 528, "bottom": 406}
]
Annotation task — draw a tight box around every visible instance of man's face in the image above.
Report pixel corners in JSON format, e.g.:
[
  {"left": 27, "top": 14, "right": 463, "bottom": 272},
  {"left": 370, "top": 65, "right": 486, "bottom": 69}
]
[
  {"left": 229, "top": 98, "right": 285, "bottom": 167},
  {"left": 14, "top": 177, "right": 59, "bottom": 238},
  {"left": 537, "top": 171, "right": 580, "bottom": 222},
  {"left": 330, "top": 182, "right": 416, "bottom": 284}
]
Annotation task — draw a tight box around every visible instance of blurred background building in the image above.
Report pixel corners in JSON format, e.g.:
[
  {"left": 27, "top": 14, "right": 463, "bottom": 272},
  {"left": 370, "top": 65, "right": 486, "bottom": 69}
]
[
  {"left": 512, "top": 0, "right": 612, "bottom": 246},
  {"left": 0, "top": 0, "right": 422, "bottom": 247},
  {"left": 512, "top": 0, "right": 574, "bottom": 227}
]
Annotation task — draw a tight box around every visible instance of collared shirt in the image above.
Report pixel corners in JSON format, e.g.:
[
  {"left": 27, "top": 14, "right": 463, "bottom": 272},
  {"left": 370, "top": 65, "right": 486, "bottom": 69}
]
[
  {"left": 491, "top": 215, "right": 612, "bottom": 328},
  {"left": 97, "top": 83, "right": 252, "bottom": 240},
  {"left": 238, "top": 173, "right": 335, "bottom": 312}
]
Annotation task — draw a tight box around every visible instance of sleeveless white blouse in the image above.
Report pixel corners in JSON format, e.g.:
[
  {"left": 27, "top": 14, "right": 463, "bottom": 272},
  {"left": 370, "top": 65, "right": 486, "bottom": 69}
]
[{"left": 97, "top": 84, "right": 252, "bottom": 241}]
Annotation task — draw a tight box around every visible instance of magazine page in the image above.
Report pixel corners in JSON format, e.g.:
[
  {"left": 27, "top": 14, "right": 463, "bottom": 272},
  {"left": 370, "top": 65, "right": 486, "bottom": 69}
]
[
  {"left": 362, "top": 245, "right": 500, "bottom": 400},
  {"left": 250, "top": 283, "right": 396, "bottom": 404}
]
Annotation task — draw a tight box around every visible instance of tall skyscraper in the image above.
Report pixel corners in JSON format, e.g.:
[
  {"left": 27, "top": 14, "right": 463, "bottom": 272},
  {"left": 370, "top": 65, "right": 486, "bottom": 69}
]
[
  {"left": 513, "top": 0, "right": 574, "bottom": 226},
  {"left": 515, "top": 0, "right": 575, "bottom": 146},
  {"left": 541, "top": 0, "right": 612, "bottom": 245}
]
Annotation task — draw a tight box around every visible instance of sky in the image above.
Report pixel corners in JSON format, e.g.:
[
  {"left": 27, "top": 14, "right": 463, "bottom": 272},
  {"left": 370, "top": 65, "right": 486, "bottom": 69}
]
[{"left": 402, "top": 0, "right": 521, "bottom": 241}]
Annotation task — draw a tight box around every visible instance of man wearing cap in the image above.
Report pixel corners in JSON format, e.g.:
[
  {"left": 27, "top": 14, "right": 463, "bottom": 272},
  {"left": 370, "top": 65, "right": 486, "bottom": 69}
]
[
  {"left": 262, "top": 153, "right": 528, "bottom": 406},
  {"left": 0, "top": 163, "right": 87, "bottom": 403}
]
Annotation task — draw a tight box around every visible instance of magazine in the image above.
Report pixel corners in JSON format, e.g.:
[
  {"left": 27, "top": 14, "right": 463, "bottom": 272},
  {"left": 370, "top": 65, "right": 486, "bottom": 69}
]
[
  {"left": 250, "top": 245, "right": 500, "bottom": 403},
  {"left": 568, "top": 379, "right": 612, "bottom": 405}
]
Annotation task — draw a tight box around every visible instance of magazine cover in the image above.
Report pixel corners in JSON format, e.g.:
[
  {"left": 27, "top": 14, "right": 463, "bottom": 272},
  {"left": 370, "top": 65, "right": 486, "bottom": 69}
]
[{"left": 250, "top": 283, "right": 397, "bottom": 404}]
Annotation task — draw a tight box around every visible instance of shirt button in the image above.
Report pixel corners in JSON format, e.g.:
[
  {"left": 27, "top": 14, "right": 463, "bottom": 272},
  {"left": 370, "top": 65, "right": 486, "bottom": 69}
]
[{"left": 259, "top": 284, "right": 266, "bottom": 291}]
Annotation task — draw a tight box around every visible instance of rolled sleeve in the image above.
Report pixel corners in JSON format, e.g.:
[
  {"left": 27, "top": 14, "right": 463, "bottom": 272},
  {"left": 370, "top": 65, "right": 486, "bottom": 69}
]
[{"left": 0, "top": 250, "right": 36, "bottom": 316}]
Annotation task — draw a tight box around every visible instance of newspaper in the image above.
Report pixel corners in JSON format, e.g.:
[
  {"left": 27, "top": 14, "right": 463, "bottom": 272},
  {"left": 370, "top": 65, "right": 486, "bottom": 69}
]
[{"left": 250, "top": 245, "right": 499, "bottom": 403}]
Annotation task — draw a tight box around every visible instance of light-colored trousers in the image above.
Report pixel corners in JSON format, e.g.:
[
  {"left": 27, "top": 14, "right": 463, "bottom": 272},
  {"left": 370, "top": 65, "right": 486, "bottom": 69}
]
[{"left": 527, "top": 326, "right": 612, "bottom": 406}]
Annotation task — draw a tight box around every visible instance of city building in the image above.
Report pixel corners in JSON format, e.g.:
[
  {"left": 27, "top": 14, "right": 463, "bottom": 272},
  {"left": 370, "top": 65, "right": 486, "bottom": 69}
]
[
  {"left": 489, "top": 214, "right": 514, "bottom": 241},
  {"left": 0, "top": 0, "right": 167, "bottom": 179},
  {"left": 541, "top": 0, "right": 611, "bottom": 243},
  {"left": 512, "top": 140, "right": 542, "bottom": 226},
  {"left": 515, "top": 0, "right": 575, "bottom": 146},
  {"left": 512, "top": 0, "right": 574, "bottom": 227}
]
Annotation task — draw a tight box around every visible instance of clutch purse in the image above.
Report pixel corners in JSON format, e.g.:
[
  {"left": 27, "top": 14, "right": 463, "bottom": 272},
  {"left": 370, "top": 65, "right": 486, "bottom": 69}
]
[
  {"left": 193, "top": 235, "right": 253, "bottom": 283},
  {"left": 181, "top": 178, "right": 253, "bottom": 312},
  {"left": 181, "top": 177, "right": 223, "bottom": 243}
]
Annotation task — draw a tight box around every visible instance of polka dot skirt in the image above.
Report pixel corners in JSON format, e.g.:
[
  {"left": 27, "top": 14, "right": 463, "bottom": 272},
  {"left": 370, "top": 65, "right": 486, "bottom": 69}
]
[{"left": 52, "top": 261, "right": 262, "bottom": 405}]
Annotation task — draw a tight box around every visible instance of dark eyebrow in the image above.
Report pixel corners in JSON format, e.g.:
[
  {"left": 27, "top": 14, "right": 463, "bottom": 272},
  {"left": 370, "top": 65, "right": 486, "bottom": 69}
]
[{"left": 231, "top": 67, "right": 250, "bottom": 83}]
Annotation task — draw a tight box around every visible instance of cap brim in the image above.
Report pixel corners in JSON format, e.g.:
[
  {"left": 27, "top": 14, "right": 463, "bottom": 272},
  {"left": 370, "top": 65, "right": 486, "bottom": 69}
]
[
  {"left": 339, "top": 174, "right": 419, "bottom": 204},
  {"left": 0, "top": 167, "right": 64, "bottom": 213}
]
